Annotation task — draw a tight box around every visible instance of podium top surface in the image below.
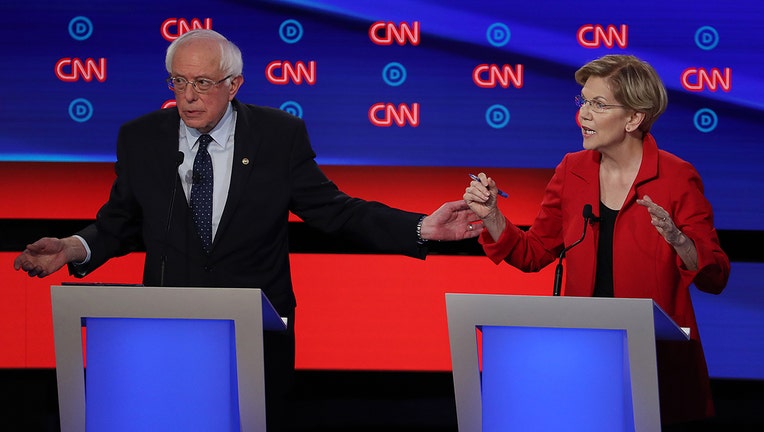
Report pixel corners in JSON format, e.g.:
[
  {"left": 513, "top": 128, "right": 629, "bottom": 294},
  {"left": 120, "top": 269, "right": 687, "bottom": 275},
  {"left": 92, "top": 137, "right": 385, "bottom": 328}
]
[
  {"left": 51, "top": 285, "right": 286, "bottom": 331},
  {"left": 445, "top": 294, "right": 688, "bottom": 341}
]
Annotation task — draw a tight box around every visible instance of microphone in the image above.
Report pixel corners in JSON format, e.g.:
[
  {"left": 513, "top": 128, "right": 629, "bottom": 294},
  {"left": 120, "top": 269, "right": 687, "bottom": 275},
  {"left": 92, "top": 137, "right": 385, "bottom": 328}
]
[
  {"left": 160, "top": 151, "right": 184, "bottom": 287},
  {"left": 553, "top": 204, "right": 598, "bottom": 296},
  {"left": 192, "top": 171, "right": 202, "bottom": 184},
  {"left": 583, "top": 204, "right": 600, "bottom": 224}
]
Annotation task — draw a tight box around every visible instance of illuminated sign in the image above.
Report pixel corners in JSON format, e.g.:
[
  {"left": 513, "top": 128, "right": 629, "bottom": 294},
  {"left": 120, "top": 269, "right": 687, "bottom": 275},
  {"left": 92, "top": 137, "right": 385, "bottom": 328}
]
[
  {"left": 577, "top": 24, "right": 628, "bottom": 48},
  {"left": 369, "top": 21, "right": 420, "bottom": 46},
  {"left": 368, "top": 103, "right": 420, "bottom": 127},
  {"left": 266, "top": 60, "right": 317, "bottom": 85},
  {"left": 55, "top": 58, "right": 107, "bottom": 82},
  {"left": 161, "top": 18, "right": 213, "bottom": 41},
  {"left": 473, "top": 64, "right": 524, "bottom": 89},
  {"left": 681, "top": 67, "right": 732, "bottom": 92}
]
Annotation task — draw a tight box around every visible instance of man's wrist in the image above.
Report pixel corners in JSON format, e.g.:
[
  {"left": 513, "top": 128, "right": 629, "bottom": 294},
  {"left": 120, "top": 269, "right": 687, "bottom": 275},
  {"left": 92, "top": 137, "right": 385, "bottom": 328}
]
[
  {"left": 416, "top": 215, "right": 428, "bottom": 245},
  {"left": 64, "top": 236, "right": 90, "bottom": 264}
]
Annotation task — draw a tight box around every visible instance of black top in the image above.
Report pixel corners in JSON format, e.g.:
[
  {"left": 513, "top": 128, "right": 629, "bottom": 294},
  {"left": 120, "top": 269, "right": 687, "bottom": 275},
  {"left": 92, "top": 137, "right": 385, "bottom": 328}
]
[{"left": 593, "top": 202, "right": 619, "bottom": 297}]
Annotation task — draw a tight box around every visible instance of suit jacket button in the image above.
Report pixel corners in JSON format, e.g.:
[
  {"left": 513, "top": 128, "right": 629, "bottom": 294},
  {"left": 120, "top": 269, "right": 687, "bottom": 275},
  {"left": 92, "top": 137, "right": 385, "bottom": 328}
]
[{"left": 204, "top": 266, "right": 212, "bottom": 272}]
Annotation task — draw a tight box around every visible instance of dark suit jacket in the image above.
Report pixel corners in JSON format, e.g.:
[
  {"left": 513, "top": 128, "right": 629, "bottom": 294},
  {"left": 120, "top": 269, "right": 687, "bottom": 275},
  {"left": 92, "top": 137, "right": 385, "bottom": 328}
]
[{"left": 73, "top": 99, "right": 426, "bottom": 317}]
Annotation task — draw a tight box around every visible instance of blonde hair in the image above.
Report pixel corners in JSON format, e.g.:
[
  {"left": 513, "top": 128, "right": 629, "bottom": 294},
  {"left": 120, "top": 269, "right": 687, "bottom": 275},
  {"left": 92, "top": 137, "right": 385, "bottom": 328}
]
[{"left": 575, "top": 55, "right": 667, "bottom": 133}]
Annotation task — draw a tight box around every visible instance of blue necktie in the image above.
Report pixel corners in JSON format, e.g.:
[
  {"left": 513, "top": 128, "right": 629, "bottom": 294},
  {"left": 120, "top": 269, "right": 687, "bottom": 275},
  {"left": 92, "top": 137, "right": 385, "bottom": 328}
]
[{"left": 191, "top": 134, "right": 213, "bottom": 252}]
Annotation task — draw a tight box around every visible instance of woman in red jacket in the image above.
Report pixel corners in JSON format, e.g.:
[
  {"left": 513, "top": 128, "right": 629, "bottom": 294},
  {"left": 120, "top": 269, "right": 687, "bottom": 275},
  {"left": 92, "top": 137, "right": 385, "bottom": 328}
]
[{"left": 464, "top": 54, "right": 730, "bottom": 428}]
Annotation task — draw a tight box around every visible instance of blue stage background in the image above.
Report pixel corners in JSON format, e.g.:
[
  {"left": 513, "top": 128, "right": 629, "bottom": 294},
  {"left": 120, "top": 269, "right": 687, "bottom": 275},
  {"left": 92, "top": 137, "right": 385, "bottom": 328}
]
[{"left": 2, "top": 0, "right": 761, "bottom": 230}]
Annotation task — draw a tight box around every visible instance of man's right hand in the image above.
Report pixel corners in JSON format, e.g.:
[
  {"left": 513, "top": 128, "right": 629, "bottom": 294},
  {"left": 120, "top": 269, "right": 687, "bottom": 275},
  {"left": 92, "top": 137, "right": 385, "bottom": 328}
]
[{"left": 13, "top": 237, "right": 86, "bottom": 278}]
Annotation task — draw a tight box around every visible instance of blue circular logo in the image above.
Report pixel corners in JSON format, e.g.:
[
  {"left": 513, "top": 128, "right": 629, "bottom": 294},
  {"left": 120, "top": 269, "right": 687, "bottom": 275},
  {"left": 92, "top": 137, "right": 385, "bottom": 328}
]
[
  {"left": 279, "top": 19, "right": 303, "bottom": 44},
  {"left": 695, "top": 26, "right": 719, "bottom": 51},
  {"left": 69, "top": 98, "right": 94, "bottom": 123},
  {"left": 68, "top": 16, "right": 93, "bottom": 41},
  {"left": 382, "top": 62, "right": 407, "bottom": 87},
  {"left": 693, "top": 108, "right": 718, "bottom": 133},
  {"left": 487, "top": 23, "right": 511, "bottom": 47},
  {"left": 486, "top": 104, "right": 510, "bottom": 129},
  {"left": 280, "top": 101, "right": 303, "bottom": 118}
]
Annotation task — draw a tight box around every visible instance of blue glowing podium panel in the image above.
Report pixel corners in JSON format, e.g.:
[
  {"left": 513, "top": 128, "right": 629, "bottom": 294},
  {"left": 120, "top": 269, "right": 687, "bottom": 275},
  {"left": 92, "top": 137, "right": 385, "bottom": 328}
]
[
  {"left": 481, "top": 326, "right": 633, "bottom": 431},
  {"left": 445, "top": 295, "right": 689, "bottom": 432},
  {"left": 50, "top": 285, "right": 286, "bottom": 432},
  {"left": 84, "top": 318, "right": 239, "bottom": 431}
]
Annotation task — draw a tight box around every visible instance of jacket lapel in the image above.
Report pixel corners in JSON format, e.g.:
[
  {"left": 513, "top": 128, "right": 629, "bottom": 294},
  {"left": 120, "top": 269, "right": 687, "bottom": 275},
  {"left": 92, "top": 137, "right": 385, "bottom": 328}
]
[
  {"left": 155, "top": 110, "right": 183, "bottom": 181},
  {"left": 631, "top": 133, "right": 660, "bottom": 205},
  {"left": 570, "top": 150, "right": 601, "bottom": 212},
  {"left": 214, "top": 100, "right": 262, "bottom": 246}
]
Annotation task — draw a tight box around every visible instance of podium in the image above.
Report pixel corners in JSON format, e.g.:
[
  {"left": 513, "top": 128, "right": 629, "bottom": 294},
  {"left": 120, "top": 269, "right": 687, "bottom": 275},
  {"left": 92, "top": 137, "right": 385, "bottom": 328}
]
[
  {"left": 50, "top": 285, "right": 286, "bottom": 432},
  {"left": 445, "top": 294, "right": 689, "bottom": 432}
]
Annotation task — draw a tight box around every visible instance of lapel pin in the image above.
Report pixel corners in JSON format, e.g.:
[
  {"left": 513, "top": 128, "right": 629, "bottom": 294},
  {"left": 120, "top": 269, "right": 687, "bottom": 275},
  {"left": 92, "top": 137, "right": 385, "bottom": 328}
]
[{"left": 242, "top": 158, "right": 250, "bottom": 165}]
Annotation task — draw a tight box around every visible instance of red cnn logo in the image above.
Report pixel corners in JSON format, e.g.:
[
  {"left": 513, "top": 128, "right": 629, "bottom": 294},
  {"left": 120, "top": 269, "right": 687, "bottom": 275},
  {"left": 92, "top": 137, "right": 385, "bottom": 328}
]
[
  {"left": 368, "top": 103, "right": 420, "bottom": 127},
  {"left": 266, "top": 61, "right": 317, "bottom": 85},
  {"left": 161, "top": 18, "right": 213, "bottom": 41},
  {"left": 473, "top": 64, "right": 524, "bottom": 89},
  {"left": 681, "top": 67, "right": 732, "bottom": 92},
  {"left": 55, "top": 58, "right": 107, "bottom": 82},
  {"left": 369, "top": 21, "right": 420, "bottom": 46},
  {"left": 577, "top": 24, "right": 628, "bottom": 48}
]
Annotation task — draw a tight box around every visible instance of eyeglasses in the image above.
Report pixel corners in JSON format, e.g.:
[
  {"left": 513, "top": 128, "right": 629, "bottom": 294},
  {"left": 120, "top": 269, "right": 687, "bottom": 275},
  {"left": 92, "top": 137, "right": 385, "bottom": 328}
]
[
  {"left": 574, "top": 95, "right": 625, "bottom": 113},
  {"left": 167, "top": 75, "right": 232, "bottom": 93}
]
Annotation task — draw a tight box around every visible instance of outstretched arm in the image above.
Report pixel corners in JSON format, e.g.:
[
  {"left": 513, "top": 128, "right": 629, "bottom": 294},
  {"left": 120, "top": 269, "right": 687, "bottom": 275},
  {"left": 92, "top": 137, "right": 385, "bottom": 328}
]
[
  {"left": 13, "top": 237, "right": 87, "bottom": 278},
  {"left": 463, "top": 172, "right": 507, "bottom": 242},
  {"left": 419, "top": 200, "right": 483, "bottom": 241}
]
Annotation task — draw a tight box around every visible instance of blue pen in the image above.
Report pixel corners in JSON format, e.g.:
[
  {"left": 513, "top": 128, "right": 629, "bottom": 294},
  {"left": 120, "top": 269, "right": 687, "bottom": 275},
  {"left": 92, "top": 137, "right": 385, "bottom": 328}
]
[{"left": 469, "top": 173, "right": 508, "bottom": 198}]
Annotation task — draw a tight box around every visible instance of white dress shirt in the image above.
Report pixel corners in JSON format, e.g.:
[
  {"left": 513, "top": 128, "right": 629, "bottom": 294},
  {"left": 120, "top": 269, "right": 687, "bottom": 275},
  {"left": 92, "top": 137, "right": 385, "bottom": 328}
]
[{"left": 179, "top": 103, "right": 237, "bottom": 242}]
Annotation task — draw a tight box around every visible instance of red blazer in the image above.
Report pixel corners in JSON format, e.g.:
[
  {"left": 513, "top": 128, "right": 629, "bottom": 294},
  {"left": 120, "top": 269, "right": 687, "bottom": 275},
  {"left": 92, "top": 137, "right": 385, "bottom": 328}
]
[{"left": 481, "top": 134, "right": 730, "bottom": 423}]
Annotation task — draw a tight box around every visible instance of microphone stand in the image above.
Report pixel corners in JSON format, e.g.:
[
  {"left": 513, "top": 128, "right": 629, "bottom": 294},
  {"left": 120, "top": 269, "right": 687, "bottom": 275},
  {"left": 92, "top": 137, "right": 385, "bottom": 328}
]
[
  {"left": 553, "top": 205, "right": 596, "bottom": 296},
  {"left": 553, "top": 228, "right": 586, "bottom": 296},
  {"left": 160, "top": 152, "right": 184, "bottom": 287}
]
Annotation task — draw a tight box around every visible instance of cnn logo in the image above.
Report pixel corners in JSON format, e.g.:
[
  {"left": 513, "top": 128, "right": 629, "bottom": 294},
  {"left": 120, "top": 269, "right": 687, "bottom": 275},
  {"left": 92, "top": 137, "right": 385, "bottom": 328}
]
[
  {"left": 577, "top": 24, "right": 628, "bottom": 49},
  {"left": 368, "top": 103, "right": 420, "bottom": 127},
  {"left": 55, "top": 58, "right": 107, "bottom": 82},
  {"left": 161, "top": 18, "right": 213, "bottom": 41},
  {"left": 473, "top": 64, "right": 524, "bottom": 89},
  {"left": 265, "top": 61, "right": 316, "bottom": 85},
  {"left": 369, "top": 21, "right": 420, "bottom": 46},
  {"left": 681, "top": 67, "right": 732, "bottom": 92}
]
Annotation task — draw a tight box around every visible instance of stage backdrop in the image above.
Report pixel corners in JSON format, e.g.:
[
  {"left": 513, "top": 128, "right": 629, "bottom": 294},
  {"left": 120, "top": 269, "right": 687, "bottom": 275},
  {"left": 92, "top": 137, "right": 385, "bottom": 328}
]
[{"left": 1, "top": 0, "right": 762, "bottom": 380}]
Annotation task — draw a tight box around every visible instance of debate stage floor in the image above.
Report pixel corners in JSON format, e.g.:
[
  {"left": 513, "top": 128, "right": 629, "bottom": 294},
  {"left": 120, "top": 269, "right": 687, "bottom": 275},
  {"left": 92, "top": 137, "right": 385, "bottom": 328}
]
[{"left": 3, "top": 369, "right": 762, "bottom": 431}]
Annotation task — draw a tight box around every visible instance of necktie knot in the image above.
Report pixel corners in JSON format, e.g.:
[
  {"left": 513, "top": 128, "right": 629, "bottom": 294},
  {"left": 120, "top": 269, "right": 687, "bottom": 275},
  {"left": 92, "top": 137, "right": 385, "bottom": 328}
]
[{"left": 198, "top": 134, "right": 213, "bottom": 150}]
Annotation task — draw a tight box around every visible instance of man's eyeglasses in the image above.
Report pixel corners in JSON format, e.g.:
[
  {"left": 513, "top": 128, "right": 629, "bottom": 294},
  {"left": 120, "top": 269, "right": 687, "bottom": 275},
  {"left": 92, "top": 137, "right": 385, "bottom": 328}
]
[
  {"left": 574, "top": 95, "right": 625, "bottom": 113},
  {"left": 167, "top": 75, "right": 232, "bottom": 93}
]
